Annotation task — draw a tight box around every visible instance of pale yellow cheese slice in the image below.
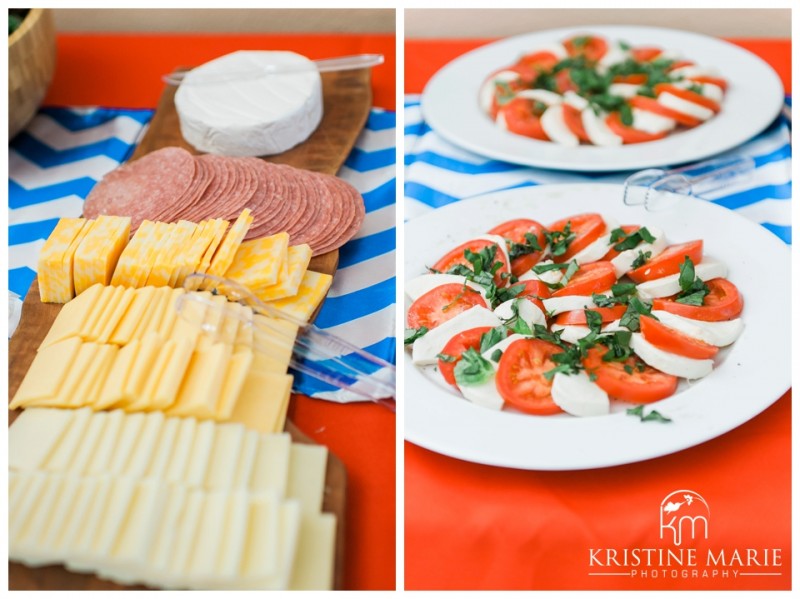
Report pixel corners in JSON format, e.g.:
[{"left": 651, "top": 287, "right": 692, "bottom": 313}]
[
  {"left": 203, "top": 423, "right": 245, "bottom": 490},
  {"left": 265, "top": 270, "right": 333, "bottom": 323},
  {"left": 119, "top": 332, "right": 163, "bottom": 410},
  {"left": 8, "top": 408, "right": 77, "bottom": 471},
  {"left": 109, "top": 285, "right": 158, "bottom": 345},
  {"left": 39, "top": 282, "right": 104, "bottom": 348},
  {"left": 78, "top": 284, "right": 116, "bottom": 341},
  {"left": 168, "top": 343, "right": 233, "bottom": 419},
  {"left": 287, "top": 443, "right": 328, "bottom": 515},
  {"left": 226, "top": 371, "right": 293, "bottom": 434},
  {"left": 122, "top": 411, "right": 166, "bottom": 478},
  {"left": 222, "top": 230, "right": 288, "bottom": 291},
  {"left": 129, "top": 286, "right": 172, "bottom": 341},
  {"left": 288, "top": 512, "right": 337, "bottom": 590},
  {"left": 152, "top": 338, "right": 194, "bottom": 411},
  {"left": 207, "top": 209, "right": 253, "bottom": 278},
  {"left": 85, "top": 285, "right": 126, "bottom": 342},
  {"left": 10, "top": 337, "right": 82, "bottom": 409},
  {"left": 157, "top": 287, "right": 187, "bottom": 339},
  {"left": 38, "top": 217, "right": 89, "bottom": 303},
  {"left": 253, "top": 244, "right": 313, "bottom": 302},
  {"left": 250, "top": 315, "right": 299, "bottom": 375},
  {"left": 78, "top": 343, "right": 119, "bottom": 408},
  {"left": 215, "top": 349, "right": 254, "bottom": 420},
  {"left": 95, "top": 287, "right": 136, "bottom": 344},
  {"left": 95, "top": 340, "right": 140, "bottom": 410},
  {"left": 51, "top": 341, "right": 102, "bottom": 408},
  {"left": 250, "top": 433, "right": 291, "bottom": 496},
  {"left": 163, "top": 418, "right": 197, "bottom": 484}
]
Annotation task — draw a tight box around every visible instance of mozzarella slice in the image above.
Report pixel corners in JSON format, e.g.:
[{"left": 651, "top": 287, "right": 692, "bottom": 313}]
[
  {"left": 608, "top": 83, "right": 641, "bottom": 98},
  {"left": 630, "top": 333, "right": 713, "bottom": 379},
  {"left": 479, "top": 70, "right": 520, "bottom": 113},
  {"left": 563, "top": 91, "right": 589, "bottom": 111},
  {"left": 570, "top": 216, "right": 620, "bottom": 264},
  {"left": 602, "top": 319, "right": 625, "bottom": 333},
  {"left": 551, "top": 324, "right": 592, "bottom": 345},
  {"left": 552, "top": 371, "right": 610, "bottom": 417},
  {"left": 657, "top": 93, "right": 714, "bottom": 121},
  {"left": 673, "top": 80, "right": 724, "bottom": 103},
  {"left": 175, "top": 51, "right": 323, "bottom": 157},
  {"left": 598, "top": 43, "right": 630, "bottom": 71},
  {"left": 610, "top": 226, "right": 668, "bottom": 278},
  {"left": 411, "top": 306, "right": 501, "bottom": 366},
  {"left": 405, "top": 274, "right": 487, "bottom": 302},
  {"left": 458, "top": 334, "right": 531, "bottom": 411},
  {"left": 541, "top": 105, "right": 579, "bottom": 147},
  {"left": 473, "top": 234, "right": 512, "bottom": 269},
  {"left": 543, "top": 293, "right": 606, "bottom": 316},
  {"left": 494, "top": 298, "right": 546, "bottom": 328},
  {"left": 518, "top": 260, "right": 562, "bottom": 285},
  {"left": 650, "top": 310, "right": 744, "bottom": 347},
  {"left": 581, "top": 109, "right": 623, "bottom": 146},
  {"left": 516, "top": 89, "right": 563, "bottom": 106},
  {"left": 632, "top": 109, "right": 676, "bottom": 135},
  {"left": 635, "top": 260, "right": 728, "bottom": 300},
  {"left": 669, "top": 65, "right": 721, "bottom": 79}
]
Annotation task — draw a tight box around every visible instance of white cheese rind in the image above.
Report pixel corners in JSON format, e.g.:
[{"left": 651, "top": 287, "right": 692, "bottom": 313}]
[
  {"left": 551, "top": 371, "right": 610, "bottom": 417},
  {"left": 630, "top": 333, "right": 713, "bottom": 379},
  {"left": 175, "top": 51, "right": 323, "bottom": 157}
]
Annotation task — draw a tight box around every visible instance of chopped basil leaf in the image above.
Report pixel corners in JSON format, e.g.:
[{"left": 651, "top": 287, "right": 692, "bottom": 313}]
[
  {"left": 678, "top": 256, "right": 696, "bottom": 290},
  {"left": 453, "top": 348, "right": 494, "bottom": 386},
  {"left": 404, "top": 327, "right": 428, "bottom": 345},
  {"left": 507, "top": 232, "right": 543, "bottom": 260},
  {"left": 630, "top": 250, "right": 651, "bottom": 270},
  {"left": 491, "top": 348, "right": 504, "bottom": 362},
  {"left": 624, "top": 364, "right": 633, "bottom": 375},
  {"left": 675, "top": 256, "right": 710, "bottom": 305},
  {"left": 675, "top": 290, "right": 708, "bottom": 306},
  {"left": 436, "top": 353, "right": 456, "bottom": 363},
  {"left": 532, "top": 262, "right": 572, "bottom": 274},
  {"left": 544, "top": 223, "right": 575, "bottom": 257},
  {"left": 511, "top": 315, "right": 533, "bottom": 336},
  {"left": 627, "top": 404, "right": 672, "bottom": 423},
  {"left": 533, "top": 324, "right": 566, "bottom": 348},
  {"left": 494, "top": 283, "right": 526, "bottom": 305},
  {"left": 611, "top": 282, "right": 637, "bottom": 297},
  {"left": 559, "top": 260, "right": 580, "bottom": 288},
  {"left": 479, "top": 326, "right": 506, "bottom": 354},
  {"left": 588, "top": 371, "right": 598, "bottom": 382},
  {"left": 611, "top": 227, "right": 657, "bottom": 252},
  {"left": 584, "top": 309, "right": 603, "bottom": 334},
  {"left": 571, "top": 35, "right": 591, "bottom": 49},
  {"left": 619, "top": 40, "right": 631, "bottom": 51},
  {"left": 639, "top": 227, "right": 656, "bottom": 243},
  {"left": 688, "top": 83, "right": 704, "bottom": 95},
  {"left": 619, "top": 103, "right": 634, "bottom": 126},
  {"left": 619, "top": 297, "right": 654, "bottom": 332}
]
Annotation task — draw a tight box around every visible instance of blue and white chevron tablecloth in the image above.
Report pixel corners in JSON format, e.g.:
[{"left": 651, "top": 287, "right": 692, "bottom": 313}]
[
  {"left": 404, "top": 94, "right": 791, "bottom": 246},
  {"left": 9, "top": 107, "right": 396, "bottom": 402}
]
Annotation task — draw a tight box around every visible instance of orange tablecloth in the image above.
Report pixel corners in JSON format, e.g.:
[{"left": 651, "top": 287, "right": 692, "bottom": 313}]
[
  {"left": 44, "top": 32, "right": 395, "bottom": 591},
  {"left": 404, "top": 37, "right": 791, "bottom": 591}
]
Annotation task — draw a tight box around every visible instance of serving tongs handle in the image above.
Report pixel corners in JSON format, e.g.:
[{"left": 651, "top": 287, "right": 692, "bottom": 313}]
[{"left": 179, "top": 273, "right": 396, "bottom": 409}]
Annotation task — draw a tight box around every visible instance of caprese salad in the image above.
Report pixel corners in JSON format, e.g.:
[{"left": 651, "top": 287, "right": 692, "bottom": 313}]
[
  {"left": 479, "top": 34, "right": 727, "bottom": 146},
  {"left": 404, "top": 213, "right": 744, "bottom": 418}
]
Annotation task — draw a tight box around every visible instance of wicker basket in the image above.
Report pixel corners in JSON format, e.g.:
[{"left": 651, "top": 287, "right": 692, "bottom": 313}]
[{"left": 9, "top": 8, "right": 57, "bottom": 139}]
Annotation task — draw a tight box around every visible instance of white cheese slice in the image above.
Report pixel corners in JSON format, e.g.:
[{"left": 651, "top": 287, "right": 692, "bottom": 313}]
[
  {"left": 636, "top": 260, "right": 728, "bottom": 300},
  {"left": 608, "top": 83, "right": 641, "bottom": 98},
  {"left": 598, "top": 43, "right": 630, "bottom": 71},
  {"left": 571, "top": 216, "right": 620, "bottom": 264},
  {"left": 411, "top": 305, "right": 502, "bottom": 365},
  {"left": 657, "top": 92, "right": 714, "bottom": 120},
  {"left": 405, "top": 273, "right": 488, "bottom": 302},
  {"left": 552, "top": 371, "right": 610, "bottom": 417},
  {"left": 551, "top": 323, "right": 592, "bottom": 345},
  {"left": 518, "top": 259, "right": 562, "bottom": 285},
  {"left": 175, "top": 51, "right": 323, "bottom": 156},
  {"left": 610, "top": 225, "right": 668, "bottom": 278},
  {"left": 479, "top": 70, "right": 519, "bottom": 114},
  {"left": 669, "top": 65, "right": 722, "bottom": 79},
  {"left": 581, "top": 108, "right": 623, "bottom": 146},
  {"left": 543, "top": 293, "right": 606, "bottom": 316},
  {"left": 632, "top": 109, "right": 676, "bottom": 134},
  {"left": 493, "top": 297, "right": 547, "bottom": 328},
  {"left": 563, "top": 90, "right": 589, "bottom": 110},
  {"left": 631, "top": 333, "right": 714, "bottom": 379},
  {"left": 650, "top": 310, "right": 744, "bottom": 347},
  {"left": 541, "top": 104, "right": 579, "bottom": 147},
  {"left": 516, "top": 89, "right": 564, "bottom": 106},
  {"left": 9, "top": 407, "right": 76, "bottom": 471},
  {"left": 673, "top": 79, "right": 724, "bottom": 103}
]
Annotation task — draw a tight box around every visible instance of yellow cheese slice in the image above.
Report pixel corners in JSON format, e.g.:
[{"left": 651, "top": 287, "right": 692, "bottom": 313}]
[
  {"left": 9, "top": 337, "right": 82, "bottom": 409},
  {"left": 39, "top": 282, "right": 104, "bottom": 349},
  {"left": 74, "top": 215, "right": 131, "bottom": 294},
  {"left": 265, "top": 270, "right": 333, "bottom": 323},
  {"left": 215, "top": 349, "right": 254, "bottom": 420},
  {"left": 78, "top": 343, "right": 119, "bottom": 408},
  {"left": 145, "top": 221, "right": 180, "bottom": 287},
  {"left": 95, "top": 287, "right": 137, "bottom": 344},
  {"left": 38, "top": 218, "right": 89, "bottom": 303},
  {"left": 119, "top": 332, "right": 163, "bottom": 410},
  {"left": 85, "top": 285, "right": 126, "bottom": 342},
  {"left": 226, "top": 371, "right": 292, "bottom": 434},
  {"left": 168, "top": 342, "right": 233, "bottom": 419},
  {"left": 287, "top": 444, "right": 328, "bottom": 515},
  {"left": 170, "top": 289, "right": 211, "bottom": 347},
  {"left": 207, "top": 209, "right": 253, "bottom": 278},
  {"left": 109, "top": 285, "right": 158, "bottom": 346},
  {"left": 60, "top": 219, "right": 94, "bottom": 298},
  {"left": 79, "top": 284, "right": 117, "bottom": 341},
  {"left": 150, "top": 220, "right": 196, "bottom": 288},
  {"left": 157, "top": 287, "right": 187, "bottom": 340},
  {"left": 253, "top": 244, "right": 313, "bottom": 302},
  {"left": 249, "top": 315, "right": 299, "bottom": 375},
  {"left": 51, "top": 342, "right": 102, "bottom": 408},
  {"left": 173, "top": 220, "right": 209, "bottom": 288},
  {"left": 223, "top": 232, "right": 289, "bottom": 291},
  {"left": 111, "top": 220, "right": 154, "bottom": 287},
  {"left": 288, "top": 512, "right": 337, "bottom": 590},
  {"left": 135, "top": 221, "right": 171, "bottom": 288},
  {"left": 95, "top": 340, "right": 140, "bottom": 410},
  {"left": 151, "top": 338, "right": 194, "bottom": 411},
  {"left": 129, "top": 286, "right": 172, "bottom": 341},
  {"left": 191, "top": 219, "right": 230, "bottom": 288}
]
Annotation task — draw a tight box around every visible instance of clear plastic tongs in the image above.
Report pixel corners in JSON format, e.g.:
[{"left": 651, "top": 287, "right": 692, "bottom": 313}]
[
  {"left": 163, "top": 54, "right": 385, "bottom": 86},
  {"left": 622, "top": 155, "right": 756, "bottom": 211},
  {"left": 176, "top": 273, "right": 396, "bottom": 411}
]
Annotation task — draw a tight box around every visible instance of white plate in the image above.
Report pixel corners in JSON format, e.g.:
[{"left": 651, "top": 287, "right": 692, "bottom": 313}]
[
  {"left": 403, "top": 185, "right": 790, "bottom": 470},
  {"left": 421, "top": 26, "right": 784, "bottom": 172}
]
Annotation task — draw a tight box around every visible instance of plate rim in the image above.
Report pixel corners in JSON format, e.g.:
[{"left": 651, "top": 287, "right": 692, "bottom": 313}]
[
  {"left": 403, "top": 184, "right": 791, "bottom": 470},
  {"left": 420, "top": 25, "right": 785, "bottom": 172}
]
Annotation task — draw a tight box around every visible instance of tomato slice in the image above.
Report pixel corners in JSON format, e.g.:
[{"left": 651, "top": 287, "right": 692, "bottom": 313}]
[
  {"left": 630, "top": 47, "right": 662, "bottom": 62},
  {"left": 547, "top": 213, "right": 606, "bottom": 260},
  {"left": 517, "top": 51, "right": 560, "bottom": 73},
  {"left": 432, "top": 239, "right": 511, "bottom": 286},
  {"left": 564, "top": 35, "right": 609, "bottom": 62},
  {"left": 554, "top": 305, "right": 627, "bottom": 326},
  {"left": 407, "top": 283, "right": 488, "bottom": 330},
  {"left": 640, "top": 315, "right": 719, "bottom": 359},
  {"left": 652, "top": 278, "right": 743, "bottom": 322},
  {"left": 629, "top": 95, "right": 702, "bottom": 127},
  {"left": 562, "top": 104, "right": 591, "bottom": 143},
  {"left": 687, "top": 75, "right": 728, "bottom": 92},
  {"left": 437, "top": 326, "right": 494, "bottom": 387},
  {"left": 626, "top": 240, "right": 703, "bottom": 283},
  {"left": 551, "top": 261, "right": 617, "bottom": 298},
  {"left": 517, "top": 279, "right": 551, "bottom": 300},
  {"left": 613, "top": 73, "right": 648, "bottom": 84},
  {"left": 601, "top": 225, "right": 640, "bottom": 260},
  {"left": 606, "top": 112, "right": 668, "bottom": 144},
  {"left": 498, "top": 97, "right": 550, "bottom": 140},
  {"left": 654, "top": 83, "right": 721, "bottom": 113},
  {"left": 667, "top": 60, "right": 694, "bottom": 72},
  {"left": 488, "top": 218, "right": 548, "bottom": 277},
  {"left": 555, "top": 69, "right": 577, "bottom": 93},
  {"left": 583, "top": 346, "right": 678, "bottom": 404},
  {"left": 496, "top": 338, "right": 563, "bottom": 415}
]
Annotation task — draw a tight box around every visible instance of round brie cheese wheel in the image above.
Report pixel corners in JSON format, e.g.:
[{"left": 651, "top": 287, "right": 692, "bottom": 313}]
[{"left": 175, "top": 50, "right": 323, "bottom": 157}]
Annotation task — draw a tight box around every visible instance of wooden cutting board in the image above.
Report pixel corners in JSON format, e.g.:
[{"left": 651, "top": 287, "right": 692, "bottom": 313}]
[{"left": 8, "top": 66, "right": 372, "bottom": 592}]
